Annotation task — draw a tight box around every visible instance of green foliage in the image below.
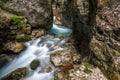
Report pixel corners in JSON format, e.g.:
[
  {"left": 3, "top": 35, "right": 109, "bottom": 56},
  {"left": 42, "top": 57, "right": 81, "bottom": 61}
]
[{"left": 10, "top": 15, "right": 23, "bottom": 29}]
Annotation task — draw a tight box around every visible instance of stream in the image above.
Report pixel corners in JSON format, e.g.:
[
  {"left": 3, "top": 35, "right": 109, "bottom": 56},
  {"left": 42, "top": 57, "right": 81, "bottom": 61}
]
[{"left": 0, "top": 24, "right": 72, "bottom": 80}]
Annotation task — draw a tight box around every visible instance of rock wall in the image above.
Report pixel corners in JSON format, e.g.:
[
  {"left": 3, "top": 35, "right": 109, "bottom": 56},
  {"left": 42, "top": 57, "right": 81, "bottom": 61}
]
[
  {"left": 0, "top": 0, "right": 53, "bottom": 29},
  {"left": 53, "top": 0, "right": 120, "bottom": 79},
  {"left": 0, "top": 0, "right": 52, "bottom": 67},
  {"left": 90, "top": 0, "right": 120, "bottom": 79},
  {"left": 68, "top": 0, "right": 120, "bottom": 80},
  {"left": 52, "top": 0, "right": 72, "bottom": 27}
]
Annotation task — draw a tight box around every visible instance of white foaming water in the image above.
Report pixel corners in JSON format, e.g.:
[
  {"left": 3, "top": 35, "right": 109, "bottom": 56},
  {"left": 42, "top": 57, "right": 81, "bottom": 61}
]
[
  {"left": 47, "top": 24, "right": 72, "bottom": 36},
  {"left": 0, "top": 24, "right": 72, "bottom": 80}
]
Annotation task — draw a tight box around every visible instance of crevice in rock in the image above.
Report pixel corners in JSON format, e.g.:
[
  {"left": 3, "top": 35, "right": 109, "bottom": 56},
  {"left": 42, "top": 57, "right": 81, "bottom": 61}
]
[{"left": 59, "top": 0, "right": 120, "bottom": 80}]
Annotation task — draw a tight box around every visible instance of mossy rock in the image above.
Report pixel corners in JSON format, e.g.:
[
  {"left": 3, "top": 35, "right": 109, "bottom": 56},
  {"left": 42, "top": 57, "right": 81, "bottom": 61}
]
[
  {"left": 1, "top": 68, "right": 27, "bottom": 80},
  {"left": 30, "top": 60, "right": 40, "bottom": 70},
  {"left": 16, "top": 34, "right": 31, "bottom": 42}
]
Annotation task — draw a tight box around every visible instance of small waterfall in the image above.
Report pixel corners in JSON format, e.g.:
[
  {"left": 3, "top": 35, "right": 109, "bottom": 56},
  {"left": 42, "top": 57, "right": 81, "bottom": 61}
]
[
  {"left": 0, "top": 24, "right": 72, "bottom": 80},
  {"left": 47, "top": 24, "right": 72, "bottom": 36}
]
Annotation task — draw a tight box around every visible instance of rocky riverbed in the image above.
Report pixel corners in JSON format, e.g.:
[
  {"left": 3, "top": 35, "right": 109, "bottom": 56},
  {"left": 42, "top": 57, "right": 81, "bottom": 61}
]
[{"left": 0, "top": 0, "right": 120, "bottom": 80}]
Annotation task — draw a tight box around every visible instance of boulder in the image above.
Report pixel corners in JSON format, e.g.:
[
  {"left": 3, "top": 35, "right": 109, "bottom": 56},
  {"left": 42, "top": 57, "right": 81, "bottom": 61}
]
[
  {"left": 0, "top": 0, "right": 53, "bottom": 29},
  {"left": 31, "top": 29, "right": 45, "bottom": 39},
  {"left": 50, "top": 43, "right": 79, "bottom": 67},
  {"left": 4, "top": 42, "right": 26, "bottom": 53},
  {"left": 40, "top": 66, "right": 52, "bottom": 73},
  {"left": 50, "top": 50, "right": 72, "bottom": 67},
  {"left": 30, "top": 60, "right": 40, "bottom": 70},
  {"left": 1, "top": 68, "right": 27, "bottom": 80}
]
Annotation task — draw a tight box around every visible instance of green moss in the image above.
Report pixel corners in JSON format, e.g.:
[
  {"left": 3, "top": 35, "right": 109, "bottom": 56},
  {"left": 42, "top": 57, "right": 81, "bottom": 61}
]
[{"left": 8, "top": 15, "right": 23, "bottom": 29}]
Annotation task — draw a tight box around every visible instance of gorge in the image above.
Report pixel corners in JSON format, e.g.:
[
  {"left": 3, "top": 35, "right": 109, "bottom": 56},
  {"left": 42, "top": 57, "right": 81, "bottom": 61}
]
[{"left": 0, "top": 0, "right": 120, "bottom": 80}]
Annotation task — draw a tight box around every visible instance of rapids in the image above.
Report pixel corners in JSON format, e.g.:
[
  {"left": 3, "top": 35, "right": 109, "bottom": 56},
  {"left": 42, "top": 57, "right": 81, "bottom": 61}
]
[{"left": 0, "top": 24, "right": 72, "bottom": 80}]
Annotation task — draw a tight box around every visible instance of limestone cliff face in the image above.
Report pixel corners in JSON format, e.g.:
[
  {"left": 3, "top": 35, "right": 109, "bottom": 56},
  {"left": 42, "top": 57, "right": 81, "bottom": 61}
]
[
  {"left": 53, "top": 0, "right": 120, "bottom": 79},
  {"left": 0, "top": 0, "right": 53, "bottom": 29},
  {"left": 90, "top": 0, "right": 120, "bottom": 80},
  {"left": 72, "top": 0, "right": 120, "bottom": 80}
]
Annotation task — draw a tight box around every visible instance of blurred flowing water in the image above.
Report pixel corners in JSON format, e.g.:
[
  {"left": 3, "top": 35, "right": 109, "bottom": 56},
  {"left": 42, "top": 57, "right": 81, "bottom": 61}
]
[{"left": 0, "top": 24, "right": 72, "bottom": 80}]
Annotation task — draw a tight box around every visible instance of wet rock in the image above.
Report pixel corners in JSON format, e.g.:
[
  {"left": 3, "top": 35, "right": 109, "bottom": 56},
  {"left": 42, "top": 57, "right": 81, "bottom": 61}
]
[
  {"left": 45, "top": 66, "right": 52, "bottom": 72},
  {"left": 16, "top": 34, "right": 30, "bottom": 42},
  {"left": 50, "top": 43, "right": 80, "bottom": 67},
  {"left": 31, "top": 29, "right": 45, "bottom": 39},
  {"left": 30, "top": 60, "right": 40, "bottom": 70},
  {"left": 76, "top": 0, "right": 89, "bottom": 22},
  {"left": 53, "top": 16, "right": 62, "bottom": 25},
  {"left": 0, "top": 0, "right": 53, "bottom": 29},
  {"left": 40, "top": 66, "right": 52, "bottom": 73},
  {"left": 0, "top": 54, "right": 13, "bottom": 68},
  {"left": 54, "top": 63, "right": 74, "bottom": 79},
  {"left": 54, "top": 71, "right": 65, "bottom": 80},
  {"left": 52, "top": 0, "right": 72, "bottom": 26},
  {"left": 1, "top": 67, "right": 27, "bottom": 80},
  {"left": 24, "top": 26, "right": 31, "bottom": 35},
  {"left": 4, "top": 42, "right": 26, "bottom": 53},
  {"left": 50, "top": 50, "right": 72, "bottom": 67}
]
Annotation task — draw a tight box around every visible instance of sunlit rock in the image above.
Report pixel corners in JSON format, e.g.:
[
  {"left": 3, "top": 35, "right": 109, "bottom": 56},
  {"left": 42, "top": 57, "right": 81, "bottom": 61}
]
[
  {"left": 50, "top": 50, "right": 72, "bottom": 67},
  {"left": 4, "top": 42, "right": 26, "bottom": 53},
  {"left": 31, "top": 29, "right": 45, "bottom": 39}
]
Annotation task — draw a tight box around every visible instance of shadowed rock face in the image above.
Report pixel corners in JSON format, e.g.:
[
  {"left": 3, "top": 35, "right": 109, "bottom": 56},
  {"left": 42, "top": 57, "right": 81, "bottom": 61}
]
[
  {"left": 0, "top": 0, "right": 50, "bottom": 54},
  {"left": 89, "top": 0, "right": 120, "bottom": 79},
  {"left": 0, "top": 0, "right": 53, "bottom": 29},
  {"left": 54, "top": 0, "right": 120, "bottom": 80},
  {"left": 75, "top": 0, "right": 120, "bottom": 80}
]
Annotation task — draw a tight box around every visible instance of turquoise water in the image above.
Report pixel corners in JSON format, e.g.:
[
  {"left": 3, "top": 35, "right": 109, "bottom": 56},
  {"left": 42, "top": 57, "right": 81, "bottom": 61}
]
[{"left": 47, "top": 24, "right": 72, "bottom": 36}]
